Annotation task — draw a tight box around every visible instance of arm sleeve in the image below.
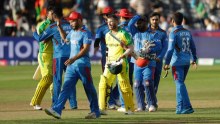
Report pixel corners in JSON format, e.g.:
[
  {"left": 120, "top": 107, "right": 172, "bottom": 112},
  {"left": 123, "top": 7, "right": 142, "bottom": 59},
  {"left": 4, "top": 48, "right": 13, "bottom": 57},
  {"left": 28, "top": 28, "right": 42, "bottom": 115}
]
[
  {"left": 83, "top": 32, "right": 92, "bottom": 45},
  {"left": 157, "top": 33, "right": 168, "bottom": 60},
  {"left": 94, "top": 28, "right": 101, "bottom": 47},
  {"left": 128, "top": 15, "right": 140, "bottom": 36},
  {"left": 33, "top": 26, "right": 54, "bottom": 42},
  {"left": 38, "top": 21, "right": 49, "bottom": 34},
  {"left": 66, "top": 30, "right": 72, "bottom": 41},
  {"left": 165, "top": 32, "right": 175, "bottom": 65},
  {"left": 190, "top": 36, "right": 197, "bottom": 62},
  {"left": 122, "top": 31, "right": 133, "bottom": 46}
]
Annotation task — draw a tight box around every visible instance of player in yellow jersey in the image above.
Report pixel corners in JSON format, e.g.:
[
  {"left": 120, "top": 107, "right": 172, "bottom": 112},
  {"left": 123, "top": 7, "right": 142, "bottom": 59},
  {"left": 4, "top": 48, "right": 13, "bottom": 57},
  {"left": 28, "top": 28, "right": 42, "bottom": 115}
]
[
  {"left": 98, "top": 14, "right": 135, "bottom": 115},
  {"left": 30, "top": 5, "right": 54, "bottom": 110}
]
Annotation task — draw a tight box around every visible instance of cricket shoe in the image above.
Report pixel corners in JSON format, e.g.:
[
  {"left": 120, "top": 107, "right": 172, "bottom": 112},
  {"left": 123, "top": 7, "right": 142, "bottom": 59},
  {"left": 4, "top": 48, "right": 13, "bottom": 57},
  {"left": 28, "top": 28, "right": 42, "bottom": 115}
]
[
  {"left": 100, "top": 110, "right": 107, "bottom": 115},
  {"left": 45, "top": 108, "right": 61, "bottom": 119},
  {"left": 71, "top": 106, "right": 78, "bottom": 110},
  {"left": 135, "top": 108, "right": 145, "bottom": 112},
  {"left": 148, "top": 105, "right": 157, "bottom": 112},
  {"left": 176, "top": 110, "right": 181, "bottom": 114},
  {"left": 181, "top": 108, "right": 194, "bottom": 114},
  {"left": 117, "top": 107, "right": 126, "bottom": 112},
  {"left": 125, "top": 110, "right": 134, "bottom": 115},
  {"left": 85, "top": 112, "right": 100, "bottom": 119},
  {"left": 108, "top": 104, "right": 117, "bottom": 110},
  {"left": 33, "top": 105, "right": 42, "bottom": 110}
]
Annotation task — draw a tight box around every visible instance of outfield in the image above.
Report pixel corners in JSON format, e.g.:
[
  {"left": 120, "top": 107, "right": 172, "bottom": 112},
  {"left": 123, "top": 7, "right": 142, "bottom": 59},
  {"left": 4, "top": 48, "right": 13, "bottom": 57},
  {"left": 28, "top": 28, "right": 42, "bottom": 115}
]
[{"left": 0, "top": 65, "right": 220, "bottom": 123}]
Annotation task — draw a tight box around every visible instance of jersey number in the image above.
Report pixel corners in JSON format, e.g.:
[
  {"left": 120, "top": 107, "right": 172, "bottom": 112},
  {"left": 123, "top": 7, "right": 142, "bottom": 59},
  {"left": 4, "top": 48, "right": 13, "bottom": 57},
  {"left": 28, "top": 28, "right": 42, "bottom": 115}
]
[{"left": 182, "top": 37, "right": 190, "bottom": 52}]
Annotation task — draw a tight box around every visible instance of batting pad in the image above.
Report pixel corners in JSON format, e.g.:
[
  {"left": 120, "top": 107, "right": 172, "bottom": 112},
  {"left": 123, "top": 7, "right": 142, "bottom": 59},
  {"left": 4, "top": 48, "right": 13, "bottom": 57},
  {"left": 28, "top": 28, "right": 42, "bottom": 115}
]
[
  {"left": 118, "top": 79, "right": 135, "bottom": 112},
  {"left": 99, "top": 75, "right": 111, "bottom": 110},
  {"left": 31, "top": 75, "right": 53, "bottom": 105}
]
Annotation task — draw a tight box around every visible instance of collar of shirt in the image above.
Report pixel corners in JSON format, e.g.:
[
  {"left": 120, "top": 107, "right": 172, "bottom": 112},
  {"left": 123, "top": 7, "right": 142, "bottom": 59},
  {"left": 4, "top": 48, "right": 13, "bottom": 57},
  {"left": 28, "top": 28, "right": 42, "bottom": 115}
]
[
  {"left": 147, "top": 25, "right": 162, "bottom": 33},
  {"left": 172, "top": 25, "right": 184, "bottom": 32}
]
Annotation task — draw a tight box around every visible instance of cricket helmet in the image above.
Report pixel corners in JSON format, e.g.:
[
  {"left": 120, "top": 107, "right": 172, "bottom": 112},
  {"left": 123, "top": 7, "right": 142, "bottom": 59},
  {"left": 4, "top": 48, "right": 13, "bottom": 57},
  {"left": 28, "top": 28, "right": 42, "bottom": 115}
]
[{"left": 108, "top": 59, "right": 123, "bottom": 75}]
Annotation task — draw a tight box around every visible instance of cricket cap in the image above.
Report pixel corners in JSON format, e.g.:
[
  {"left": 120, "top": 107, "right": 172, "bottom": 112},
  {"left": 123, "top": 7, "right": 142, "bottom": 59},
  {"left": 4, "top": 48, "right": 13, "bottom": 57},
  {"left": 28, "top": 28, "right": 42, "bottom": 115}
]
[
  {"left": 65, "top": 11, "right": 82, "bottom": 21},
  {"left": 102, "top": 6, "right": 114, "bottom": 14},
  {"left": 116, "top": 8, "right": 133, "bottom": 18}
]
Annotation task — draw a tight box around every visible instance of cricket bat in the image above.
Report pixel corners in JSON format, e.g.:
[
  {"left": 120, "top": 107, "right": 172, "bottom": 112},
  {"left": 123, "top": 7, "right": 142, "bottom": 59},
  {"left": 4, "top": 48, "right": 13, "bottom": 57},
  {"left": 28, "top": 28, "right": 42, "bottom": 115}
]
[{"left": 33, "top": 65, "right": 41, "bottom": 80}]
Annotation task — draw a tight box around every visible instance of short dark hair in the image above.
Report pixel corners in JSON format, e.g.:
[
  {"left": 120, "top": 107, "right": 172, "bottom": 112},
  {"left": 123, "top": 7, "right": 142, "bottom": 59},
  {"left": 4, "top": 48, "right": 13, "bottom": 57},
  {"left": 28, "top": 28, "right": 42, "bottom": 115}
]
[
  {"left": 47, "top": 0, "right": 56, "bottom": 11},
  {"left": 172, "top": 12, "right": 183, "bottom": 25},
  {"left": 53, "top": 6, "right": 63, "bottom": 18},
  {"left": 149, "top": 12, "right": 160, "bottom": 18},
  {"left": 107, "top": 14, "right": 119, "bottom": 21}
]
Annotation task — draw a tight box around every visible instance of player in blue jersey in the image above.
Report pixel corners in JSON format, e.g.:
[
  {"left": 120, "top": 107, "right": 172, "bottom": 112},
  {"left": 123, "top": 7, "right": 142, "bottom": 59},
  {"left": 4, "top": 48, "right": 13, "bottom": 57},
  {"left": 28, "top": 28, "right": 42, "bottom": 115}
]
[
  {"left": 32, "top": 6, "right": 77, "bottom": 109},
  {"left": 128, "top": 15, "right": 162, "bottom": 112},
  {"left": 44, "top": 11, "right": 100, "bottom": 119},
  {"left": 94, "top": 6, "right": 120, "bottom": 109},
  {"left": 148, "top": 12, "right": 168, "bottom": 106},
  {"left": 164, "top": 12, "right": 197, "bottom": 114},
  {"left": 115, "top": 8, "right": 133, "bottom": 112}
]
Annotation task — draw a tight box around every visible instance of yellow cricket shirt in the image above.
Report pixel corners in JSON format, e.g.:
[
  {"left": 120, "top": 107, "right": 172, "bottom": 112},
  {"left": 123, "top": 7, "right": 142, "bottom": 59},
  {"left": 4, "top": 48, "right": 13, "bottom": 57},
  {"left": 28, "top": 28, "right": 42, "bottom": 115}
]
[
  {"left": 37, "top": 19, "right": 53, "bottom": 54},
  {"left": 105, "top": 28, "right": 133, "bottom": 62}
]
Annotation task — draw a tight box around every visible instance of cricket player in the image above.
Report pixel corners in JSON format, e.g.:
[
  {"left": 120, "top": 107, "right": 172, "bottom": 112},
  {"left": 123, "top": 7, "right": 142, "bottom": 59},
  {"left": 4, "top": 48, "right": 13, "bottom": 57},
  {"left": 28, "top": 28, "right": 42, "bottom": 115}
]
[
  {"left": 115, "top": 8, "right": 133, "bottom": 112},
  {"left": 99, "top": 15, "right": 134, "bottom": 115},
  {"left": 128, "top": 15, "right": 162, "bottom": 112},
  {"left": 164, "top": 12, "right": 197, "bottom": 114},
  {"left": 148, "top": 12, "right": 168, "bottom": 105},
  {"left": 30, "top": 5, "right": 54, "bottom": 110},
  {"left": 94, "top": 6, "right": 120, "bottom": 109},
  {"left": 44, "top": 11, "right": 100, "bottom": 119},
  {"left": 32, "top": 6, "right": 77, "bottom": 109}
]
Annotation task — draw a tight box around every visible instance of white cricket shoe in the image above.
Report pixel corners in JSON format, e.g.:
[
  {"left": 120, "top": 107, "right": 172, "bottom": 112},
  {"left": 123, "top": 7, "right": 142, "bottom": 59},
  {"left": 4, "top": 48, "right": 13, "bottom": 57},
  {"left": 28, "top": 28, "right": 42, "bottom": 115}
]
[
  {"left": 149, "top": 105, "right": 157, "bottom": 112},
  {"left": 108, "top": 104, "right": 117, "bottom": 109},
  {"left": 33, "top": 105, "right": 42, "bottom": 110},
  {"left": 135, "top": 108, "right": 144, "bottom": 112},
  {"left": 45, "top": 108, "right": 61, "bottom": 119},
  {"left": 117, "top": 107, "right": 126, "bottom": 112},
  {"left": 125, "top": 110, "right": 134, "bottom": 115}
]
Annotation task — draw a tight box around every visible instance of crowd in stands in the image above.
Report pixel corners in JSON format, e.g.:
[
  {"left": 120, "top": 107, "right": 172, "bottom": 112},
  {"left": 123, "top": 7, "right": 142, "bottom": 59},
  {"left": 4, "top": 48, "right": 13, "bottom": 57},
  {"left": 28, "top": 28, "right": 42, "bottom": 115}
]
[{"left": 0, "top": 0, "right": 220, "bottom": 37}]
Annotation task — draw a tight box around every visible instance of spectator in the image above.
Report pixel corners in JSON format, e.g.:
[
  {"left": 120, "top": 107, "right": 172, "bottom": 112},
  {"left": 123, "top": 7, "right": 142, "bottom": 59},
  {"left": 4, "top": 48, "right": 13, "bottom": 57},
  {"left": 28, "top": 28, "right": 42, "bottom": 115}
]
[
  {"left": 159, "top": 15, "right": 168, "bottom": 31},
  {"left": 4, "top": 14, "right": 17, "bottom": 36},
  {"left": 9, "top": 0, "right": 26, "bottom": 21},
  {"left": 94, "top": 0, "right": 109, "bottom": 15},
  {"left": 204, "top": 17, "right": 214, "bottom": 31},
  {"left": 130, "top": 0, "right": 152, "bottom": 16},
  {"left": 16, "top": 11, "right": 30, "bottom": 36},
  {"left": 71, "top": 0, "right": 85, "bottom": 14}
]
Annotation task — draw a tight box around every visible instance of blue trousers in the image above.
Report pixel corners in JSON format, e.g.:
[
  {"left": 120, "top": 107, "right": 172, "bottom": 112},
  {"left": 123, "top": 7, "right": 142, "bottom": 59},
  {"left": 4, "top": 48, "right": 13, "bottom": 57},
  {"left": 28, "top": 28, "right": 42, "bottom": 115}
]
[
  {"left": 154, "top": 61, "right": 163, "bottom": 103},
  {"left": 52, "top": 65, "right": 100, "bottom": 116},
  {"left": 134, "top": 65, "right": 157, "bottom": 109},
  {"left": 52, "top": 57, "right": 77, "bottom": 108},
  {"left": 172, "top": 65, "right": 192, "bottom": 111}
]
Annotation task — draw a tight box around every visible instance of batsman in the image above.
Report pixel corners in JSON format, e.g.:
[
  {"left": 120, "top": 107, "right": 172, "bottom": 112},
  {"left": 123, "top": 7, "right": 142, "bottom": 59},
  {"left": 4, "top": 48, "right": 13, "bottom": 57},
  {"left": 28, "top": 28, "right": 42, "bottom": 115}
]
[
  {"left": 98, "top": 14, "right": 134, "bottom": 115},
  {"left": 30, "top": 5, "right": 54, "bottom": 110}
]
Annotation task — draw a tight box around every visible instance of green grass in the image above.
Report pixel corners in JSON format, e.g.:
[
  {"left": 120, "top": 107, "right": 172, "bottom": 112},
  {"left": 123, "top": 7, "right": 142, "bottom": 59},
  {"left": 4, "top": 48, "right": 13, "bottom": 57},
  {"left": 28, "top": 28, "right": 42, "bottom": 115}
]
[{"left": 0, "top": 65, "right": 220, "bottom": 123}]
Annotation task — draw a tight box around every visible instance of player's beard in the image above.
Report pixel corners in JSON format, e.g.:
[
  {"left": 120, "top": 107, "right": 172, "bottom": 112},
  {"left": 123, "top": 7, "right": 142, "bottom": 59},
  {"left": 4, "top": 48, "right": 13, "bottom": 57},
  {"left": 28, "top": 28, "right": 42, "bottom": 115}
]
[
  {"left": 109, "top": 24, "right": 117, "bottom": 30},
  {"left": 72, "top": 25, "right": 79, "bottom": 30},
  {"left": 151, "top": 23, "right": 159, "bottom": 29}
]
